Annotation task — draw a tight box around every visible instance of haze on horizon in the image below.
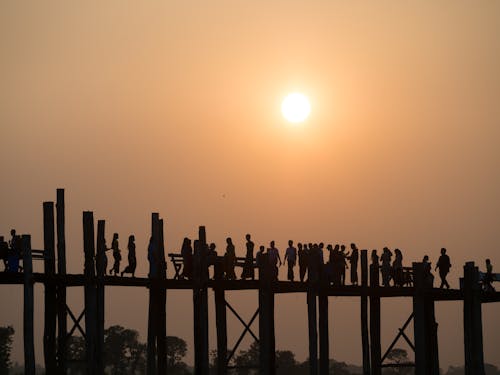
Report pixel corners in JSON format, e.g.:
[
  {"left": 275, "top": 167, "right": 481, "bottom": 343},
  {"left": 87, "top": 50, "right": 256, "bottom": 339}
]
[{"left": 1, "top": 1, "right": 500, "bottom": 369}]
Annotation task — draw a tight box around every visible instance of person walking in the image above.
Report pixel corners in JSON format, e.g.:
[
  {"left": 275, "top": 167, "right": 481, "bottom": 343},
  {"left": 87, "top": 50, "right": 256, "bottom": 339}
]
[
  {"left": 380, "top": 247, "right": 392, "bottom": 287},
  {"left": 284, "top": 240, "right": 297, "bottom": 281},
  {"left": 268, "top": 241, "right": 282, "bottom": 281},
  {"left": 241, "top": 234, "right": 255, "bottom": 280},
  {"left": 349, "top": 243, "right": 359, "bottom": 285},
  {"left": 435, "top": 248, "right": 451, "bottom": 289},
  {"left": 121, "top": 235, "right": 137, "bottom": 277},
  {"left": 180, "top": 238, "right": 193, "bottom": 280},
  {"left": 109, "top": 233, "right": 121, "bottom": 276},
  {"left": 393, "top": 249, "right": 403, "bottom": 286},
  {"left": 298, "top": 243, "right": 308, "bottom": 282},
  {"left": 224, "top": 237, "right": 237, "bottom": 280}
]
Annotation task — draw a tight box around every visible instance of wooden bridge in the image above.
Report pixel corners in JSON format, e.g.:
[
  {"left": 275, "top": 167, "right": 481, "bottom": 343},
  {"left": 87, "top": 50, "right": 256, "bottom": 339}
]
[{"left": 1, "top": 189, "right": 499, "bottom": 375}]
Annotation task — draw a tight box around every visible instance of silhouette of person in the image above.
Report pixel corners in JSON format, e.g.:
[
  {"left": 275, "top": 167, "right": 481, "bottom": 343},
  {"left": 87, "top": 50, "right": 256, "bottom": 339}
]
[
  {"left": 256, "top": 245, "right": 265, "bottom": 271},
  {"left": 241, "top": 234, "right": 255, "bottom": 280},
  {"left": 224, "top": 237, "right": 236, "bottom": 280},
  {"left": 284, "top": 240, "right": 297, "bottom": 281},
  {"left": 435, "top": 248, "right": 451, "bottom": 289},
  {"left": 349, "top": 243, "right": 359, "bottom": 285},
  {"left": 329, "top": 244, "right": 341, "bottom": 285},
  {"left": 121, "top": 235, "right": 137, "bottom": 277},
  {"left": 381, "top": 247, "right": 392, "bottom": 287},
  {"left": 339, "top": 245, "right": 349, "bottom": 285},
  {"left": 422, "top": 255, "right": 434, "bottom": 286},
  {"left": 207, "top": 243, "right": 217, "bottom": 278},
  {"left": 484, "top": 259, "right": 495, "bottom": 291},
  {"left": 319, "top": 242, "right": 325, "bottom": 265},
  {"left": 181, "top": 238, "right": 193, "bottom": 280},
  {"left": 0, "top": 236, "right": 8, "bottom": 271},
  {"left": 298, "top": 243, "right": 308, "bottom": 282},
  {"left": 268, "top": 241, "right": 281, "bottom": 281},
  {"left": 392, "top": 249, "right": 403, "bottom": 286},
  {"left": 109, "top": 233, "right": 121, "bottom": 276},
  {"left": 8, "top": 229, "right": 21, "bottom": 273}
]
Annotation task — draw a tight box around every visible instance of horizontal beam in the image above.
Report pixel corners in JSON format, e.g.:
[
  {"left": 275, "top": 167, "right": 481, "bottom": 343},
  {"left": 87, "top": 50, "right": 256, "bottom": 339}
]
[{"left": 0, "top": 273, "right": 498, "bottom": 302}]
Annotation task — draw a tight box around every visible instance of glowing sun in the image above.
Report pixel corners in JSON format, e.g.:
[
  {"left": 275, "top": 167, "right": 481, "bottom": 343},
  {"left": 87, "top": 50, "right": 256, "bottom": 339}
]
[{"left": 281, "top": 92, "right": 311, "bottom": 123}]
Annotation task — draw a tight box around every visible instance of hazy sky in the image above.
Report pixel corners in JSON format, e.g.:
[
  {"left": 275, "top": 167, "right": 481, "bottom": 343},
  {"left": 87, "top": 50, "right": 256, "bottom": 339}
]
[{"left": 1, "top": 1, "right": 500, "bottom": 369}]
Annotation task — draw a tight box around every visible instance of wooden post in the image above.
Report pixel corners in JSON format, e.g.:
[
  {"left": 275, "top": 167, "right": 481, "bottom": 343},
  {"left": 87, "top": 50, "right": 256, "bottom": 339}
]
[
  {"left": 318, "top": 289, "right": 329, "bottom": 375},
  {"left": 360, "top": 250, "right": 370, "bottom": 375},
  {"left": 43, "top": 202, "right": 57, "bottom": 374},
  {"left": 193, "top": 226, "right": 209, "bottom": 375},
  {"left": 157, "top": 218, "right": 167, "bottom": 374},
  {"left": 463, "top": 262, "right": 485, "bottom": 375},
  {"left": 56, "top": 188, "right": 67, "bottom": 374},
  {"left": 95, "top": 220, "right": 106, "bottom": 375},
  {"left": 307, "top": 288, "right": 318, "bottom": 375},
  {"left": 214, "top": 286, "right": 227, "bottom": 375},
  {"left": 369, "top": 262, "right": 381, "bottom": 375},
  {"left": 412, "top": 262, "right": 439, "bottom": 375},
  {"left": 259, "top": 253, "right": 275, "bottom": 375},
  {"left": 147, "top": 213, "right": 159, "bottom": 375},
  {"left": 23, "top": 235, "right": 35, "bottom": 375},
  {"left": 83, "top": 211, "right": 97, "bottom": 375}
]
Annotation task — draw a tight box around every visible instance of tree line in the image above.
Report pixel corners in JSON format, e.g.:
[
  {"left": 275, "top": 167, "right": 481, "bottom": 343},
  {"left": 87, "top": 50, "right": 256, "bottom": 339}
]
[{"left": 1, "top": 325, "right": 500, "bottom": 374}]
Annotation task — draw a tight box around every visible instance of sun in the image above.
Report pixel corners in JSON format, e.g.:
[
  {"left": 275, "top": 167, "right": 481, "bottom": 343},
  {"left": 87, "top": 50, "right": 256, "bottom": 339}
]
[{"left": 281, "top": 92, "right": 311, "bottom": 123}]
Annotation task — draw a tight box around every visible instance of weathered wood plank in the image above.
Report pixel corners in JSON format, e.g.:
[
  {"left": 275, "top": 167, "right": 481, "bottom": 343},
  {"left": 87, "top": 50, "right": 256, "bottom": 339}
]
[
  {"left": 56, "top": 188, "right": 68, "bottom": 374},
  {"left": 23, "top": 235, "right": 35, "bottom": 375},
  {"left": 43, "top": 202, "right": 57, "bottom": 374}
]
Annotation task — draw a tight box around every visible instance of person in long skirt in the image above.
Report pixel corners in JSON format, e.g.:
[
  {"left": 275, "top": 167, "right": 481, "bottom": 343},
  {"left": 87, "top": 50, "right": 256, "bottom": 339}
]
[
  {"left": 121, "top": 235, "right": 137, "bottom": 277},
  {"left": 224, "top": 238, "right": 237, "bottom": 280},
  {"left": 349, "top": 243, "right": 359, "bottom": 285},
  {"left": 181, "top": 238, "right": 193, "bottom": 280},
  {"left": 109, "top": 233, "right": 121, "bottom": 276},
  {"left": 241, "top": 234, "right": 255, "bottom": 280}
]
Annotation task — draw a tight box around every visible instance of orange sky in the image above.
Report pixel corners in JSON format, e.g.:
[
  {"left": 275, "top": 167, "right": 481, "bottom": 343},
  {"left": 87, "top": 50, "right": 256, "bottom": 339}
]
[{"left": 1, "top": 1, "right": 500, "bottom": 369}]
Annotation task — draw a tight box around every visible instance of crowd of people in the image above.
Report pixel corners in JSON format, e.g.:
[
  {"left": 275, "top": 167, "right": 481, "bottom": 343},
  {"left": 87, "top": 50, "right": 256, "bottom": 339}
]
[
  {"left": 176, "top": 235, "right": 495, "bottom": 291},
  {"left": 0, "top": 229, "right": 496, "bottom": 291}
]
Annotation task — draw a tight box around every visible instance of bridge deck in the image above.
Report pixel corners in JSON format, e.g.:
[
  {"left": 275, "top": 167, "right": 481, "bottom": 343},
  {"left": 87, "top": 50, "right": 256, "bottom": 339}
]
[{"left": 1, "top": 272, "right": 498, "bottom": 302}]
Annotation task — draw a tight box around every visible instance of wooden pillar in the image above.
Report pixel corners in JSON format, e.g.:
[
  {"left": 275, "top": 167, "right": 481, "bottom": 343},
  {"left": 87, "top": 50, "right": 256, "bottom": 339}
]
[
  {"left": 369, "top": 263, "right": 381, "bottom": 375},
  {"left": 463, "top": 262, "right": 485, "bottom": 375},
  {"left": 95, "top": 220, "right": 106, "bottom": 375},
  {"left": 193, "top": 226, "right": 209, "bottom": 375},
  {"left": 23, "top": 235, "right": 35, "bottom": 375},
  {"left": 214, "top": 285, "right": 227, "bottom": 375},
  {"left": 83, "top": 211, "right": 97, "bottom": 375},
  {"left": 157, "top": 217, "right": 167, "bottom": 374},
  {"left": 307, "top": 288, "right": 318, "bottom": 375},
  {"left": 56, "top": 188, "right": 67, "bottom": 374},
  {"left": 147, "top": 213, "right": 159, "bottom": 375},
  {"left": 318, "top": 288, "right": 329, "bottom": 375},
  {"left": 43, "top": 202, "right": 57, "bottom": 373},
  {"left": 259, "top": 254, "right": 275, "bottom": 375},
  {"left": 360, "top": 250, "right": 370, "bottom": 375},
  {"left": 412, "top": 262, "right": 439, "bottom": 375}
]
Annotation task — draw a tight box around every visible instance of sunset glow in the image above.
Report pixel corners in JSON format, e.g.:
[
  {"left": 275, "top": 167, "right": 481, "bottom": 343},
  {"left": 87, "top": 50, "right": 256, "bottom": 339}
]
[{"left": 281, "top": 92, "right": 311, "bottom": 123}]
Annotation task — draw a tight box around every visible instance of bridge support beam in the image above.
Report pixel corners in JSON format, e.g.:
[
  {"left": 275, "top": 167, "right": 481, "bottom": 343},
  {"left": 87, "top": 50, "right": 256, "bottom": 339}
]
[
  {"left": 307, "top": 288, "right": 318, "bottom": 375},
  {"left": 360, "top": 250, "right": 370, "bottom": 375},
  {"left": 259, "top": 256, "right": 275, "bottom": 375},
  {"left": 56, "top": 188, "right": 68, "bottom": 374},
  {"left": 318, "top": 290, "right": 329, "bottom": 375},
  {"left": 194, "top": 226, "right": 209, "bottom": 374},
  {"left": 23, "top": 235, "right": 35, "bottom": 375},
  {"left": 83, "top": 212, "right": 97, "bottom": 375},
  {"left": 43, "top": 202, "right": 57, "bottom": 374},
  {"left": 463, "top": 262, "right": 485, "bottom": 375},
  {"left": 95, "top": 220, "right": 106, "bottom": 375},
  {"left": 412, "top": 262, "right": 439, "bottom": 375},
  {"left": 369, "top": 263, "right": 381, "bottom": 375},
  {"left": 215, "top": 286, "right": 227, "bottom": 375}
]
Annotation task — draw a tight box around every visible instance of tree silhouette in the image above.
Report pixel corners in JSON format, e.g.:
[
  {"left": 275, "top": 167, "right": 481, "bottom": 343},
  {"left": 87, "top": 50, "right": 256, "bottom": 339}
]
[{"left": 0, "top": 326, "right": 14, "bottom": 375}]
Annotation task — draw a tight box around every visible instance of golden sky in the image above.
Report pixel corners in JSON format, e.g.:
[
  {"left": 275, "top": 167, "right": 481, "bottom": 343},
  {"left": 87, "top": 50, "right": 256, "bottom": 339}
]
[{"left": 1, "top": 1, "right": 500, "bottom": 369}]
